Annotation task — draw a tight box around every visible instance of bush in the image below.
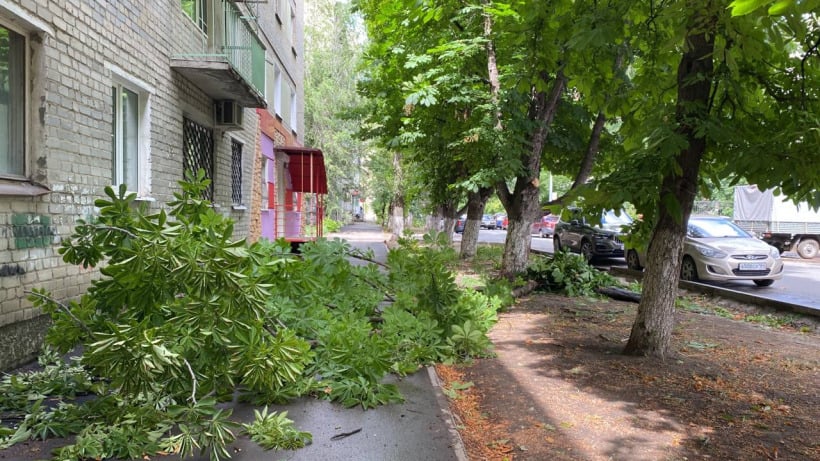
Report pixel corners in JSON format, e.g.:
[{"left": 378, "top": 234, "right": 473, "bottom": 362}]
[
  {"left": 526, "top": 251, "right": 618, "bottom": 296},
  {"left": 323, "top": 218, "right": 342, "bottom": 233}
]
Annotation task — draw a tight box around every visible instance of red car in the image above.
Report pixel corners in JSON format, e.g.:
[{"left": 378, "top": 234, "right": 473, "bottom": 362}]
[{"left": 532, "top": 214, "right": 559, "bottom": 238}]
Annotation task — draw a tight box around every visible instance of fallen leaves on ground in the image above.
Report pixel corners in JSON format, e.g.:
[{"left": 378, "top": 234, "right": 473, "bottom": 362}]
[
  {"left": 436, "top": 364, "right": 514, "bottom": 461},
  {"left": 440, "top": 290, "right": 819, "bottom": 460}
]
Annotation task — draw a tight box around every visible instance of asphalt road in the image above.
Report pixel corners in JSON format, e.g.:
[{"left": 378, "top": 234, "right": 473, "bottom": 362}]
[{"left": 459, "top": 228, "right": 820, "bottom": 313}]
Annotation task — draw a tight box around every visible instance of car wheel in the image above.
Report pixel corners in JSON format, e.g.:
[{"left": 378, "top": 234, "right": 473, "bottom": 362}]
[
  {"left": 553, "top": 236, "right": 562, "bottom": 252},
  {"left": 626, "top": 250, "right": 643, "bottom": 271},
  {"left": 680, "top": 256, "right": 698, "bottom": 281},
  {"left": 796, "top": 238, "right": 819, "bottom": 259},
  {"left": 753, "top": 279, "right": 775, "bottom": 287},
  {"left": 580, "top": 240, "right": 594, "bottom": 262}
]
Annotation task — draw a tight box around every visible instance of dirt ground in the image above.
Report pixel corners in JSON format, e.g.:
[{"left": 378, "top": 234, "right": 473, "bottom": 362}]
[{"left": 438, "top": 291, "right": 820, "bottom": 461}]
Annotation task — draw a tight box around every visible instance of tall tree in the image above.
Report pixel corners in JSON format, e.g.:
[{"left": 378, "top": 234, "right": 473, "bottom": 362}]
[
  {"left": 354, "top": 0, "right": 818, "bottom": 358},
  {"left": 591, "top": 0, "right": 820, "bottom": 356},
  {"left": 624, "top": 2, "right": 718, "bottom": 356},
  {"left": 305, "top": 0, "right": 371, "bottom": 219},
  {"left": 356, "top": 0, "right": 501, "bottom": 255}
]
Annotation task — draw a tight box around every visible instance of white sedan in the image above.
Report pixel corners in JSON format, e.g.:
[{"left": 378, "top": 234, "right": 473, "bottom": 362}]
[{"left": 625, "top": 216, "right": 784, "bottom": 287}]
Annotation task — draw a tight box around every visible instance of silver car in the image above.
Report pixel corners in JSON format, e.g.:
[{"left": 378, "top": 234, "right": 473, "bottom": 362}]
[{"left": 625, "top": 216, "right": 784, "bottom": 287}]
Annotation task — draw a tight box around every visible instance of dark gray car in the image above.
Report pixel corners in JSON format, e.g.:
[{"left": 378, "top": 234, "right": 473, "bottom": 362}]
[{"left": 553, "top": 208, "right": 632, "bottom": 261}]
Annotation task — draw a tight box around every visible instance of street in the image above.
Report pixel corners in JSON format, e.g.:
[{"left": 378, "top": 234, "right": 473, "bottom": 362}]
[{"left": 457, "top": 228, "right": 820, "bottom": 313}]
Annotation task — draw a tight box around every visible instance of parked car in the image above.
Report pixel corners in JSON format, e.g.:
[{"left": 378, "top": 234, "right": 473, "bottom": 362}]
[
  {"left": 625, "top": 216, "right": 783, "bottom": 287},
  {"left": 553, "top": 208, "right": 632, "bottom": 260},
  {"left": 495, "top": 213, "right": 508, "bottom": 230},
  {"left": 481, "top": 214, "right": 497, "bottom": 230},
  {"left": 454, "top": 215, "right": 466, "bottom": 233},
  {"left": 531, "top": 214, "right": 559, "bottom": 238}
]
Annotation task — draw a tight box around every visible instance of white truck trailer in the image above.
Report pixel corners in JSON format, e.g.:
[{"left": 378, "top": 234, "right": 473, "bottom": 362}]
[{"left": 733, "top": 185, "right": 820, "bottom": 259}]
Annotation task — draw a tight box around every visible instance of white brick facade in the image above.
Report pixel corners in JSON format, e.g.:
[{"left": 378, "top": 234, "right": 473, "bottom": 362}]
[{"left": 0, "top": 0, "right": 305, "bottom": 370}]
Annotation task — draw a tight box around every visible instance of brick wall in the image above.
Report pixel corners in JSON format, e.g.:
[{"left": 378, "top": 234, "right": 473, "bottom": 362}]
[{"left": 0, "top": 0, "right": 283, "bottom": 370}]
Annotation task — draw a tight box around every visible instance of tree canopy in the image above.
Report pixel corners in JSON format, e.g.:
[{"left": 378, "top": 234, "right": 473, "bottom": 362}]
[{"left": 353, "top": 0, "right": 819, "bottom": 356}]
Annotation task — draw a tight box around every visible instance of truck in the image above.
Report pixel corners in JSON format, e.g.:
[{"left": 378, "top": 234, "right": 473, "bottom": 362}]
[{"left": 733, "top": 185, "right": 820, "bottom": 259}]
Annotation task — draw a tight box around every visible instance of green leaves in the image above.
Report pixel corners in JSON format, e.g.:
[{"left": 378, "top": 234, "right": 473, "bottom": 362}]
[
  {"left": 10, "top": 172, "right": 503, "bottom": 457},
  {"left": 164, "top": 398, "right": 239, "bottom": 460},
  {"left": 728, "top": 0, "right": 799, "bottom": 16},
  {"left": 527, "top": 252, "right": 618, "bottom": 297},
  {"left": 447, "top": 320, "right": 492, "bottom": 358},
  {"left": 242, "top": 408, "right": 312, "bottom": 450}
]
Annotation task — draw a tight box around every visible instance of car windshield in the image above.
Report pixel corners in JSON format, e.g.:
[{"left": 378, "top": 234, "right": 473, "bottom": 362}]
[
  {"left": 688, "top": 219, "right": 750, "bottom": 238},
  {"left": 601, "top": 210, "right": 632, "bottom": 226}
]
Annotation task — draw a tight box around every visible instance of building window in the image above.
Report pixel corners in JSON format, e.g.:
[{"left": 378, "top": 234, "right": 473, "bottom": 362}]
[
  {"left": 289, "top": 88, "right": 297, "bottom": 133},
  {"left": 108, "top": 64, "right": 153, "bottom": 198},
  {"left": 182, "top": 117, "right": 214, "bottom": 201},
  {"left": 273, "top": 66, "right": 282, "bottom": 117},
  {"left": 290, "top": 2, "right": 297, "bottom": 46},
  {"left": 181, "top": 0, "right": 208, "bottom": 34},
  {"left": 111, "top": 84, "right": 140, "bottom": 190},
  {"left": 281, "top": 83, "right": 294, "bottom": 129},
  {"left": 0, "top": 24, "right": 26, "bottom": 177},
  {"left": 231, "top": 139, "right": 242, "bottom": 205},
  {"left": 265, "top": 61, "right": 275, "bottom": 108}
]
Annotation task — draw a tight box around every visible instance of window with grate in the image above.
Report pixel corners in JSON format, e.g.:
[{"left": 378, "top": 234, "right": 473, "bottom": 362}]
[
  {"left": 231, "top": 139, "right": 242, "bottom": 205},
  {"left": 182, "top": 117, "right": 214, "bottom": 201}
]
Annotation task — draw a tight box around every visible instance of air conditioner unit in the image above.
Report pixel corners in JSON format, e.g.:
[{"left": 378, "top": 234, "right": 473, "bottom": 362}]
[{"left": 214, "top": 100, "right": 244, "bottom": 130}]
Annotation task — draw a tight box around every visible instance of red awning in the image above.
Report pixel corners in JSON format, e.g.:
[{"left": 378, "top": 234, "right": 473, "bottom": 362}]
[{"left": 276, "top": 147, "right": 328, "bottom": 194}]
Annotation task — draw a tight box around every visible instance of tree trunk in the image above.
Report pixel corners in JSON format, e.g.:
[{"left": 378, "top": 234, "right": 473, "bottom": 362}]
[
  {"left": 388, "top": 151, "right": 405, "bottom": 236},
  {"left": 498, "top": 72, "right": 566, "bottom": 276},
  {"left": 624, "top": 5, "right": 716, "bottom": 358},
  {"left": 439, "top": 200, "right": 459, "bottom": 243},
  {"left": 389, "top": 200, "right": 404, "bottom": 236},
  {"left": 460, "top": 187, "right": 493, "bottom": 259},
  {"left": 502, "top": 205, "right": 536, "bottom": 274},
  {"left": 569, "top": 111, "right": 606, "bottom": 191}
]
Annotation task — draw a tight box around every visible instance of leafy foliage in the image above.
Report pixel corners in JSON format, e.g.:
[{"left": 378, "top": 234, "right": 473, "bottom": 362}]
[
  {"left": 2, "top": 175, "right": 504, "bottom": 457},
  {"left": 242, "top": 408, "right": 312, "bottom": 450},
  {"left": 526, "top": 252, "right": 618, "bottom": 297},
  {"left": 322, "top": 217, "right": 343, "bottom": 233}
]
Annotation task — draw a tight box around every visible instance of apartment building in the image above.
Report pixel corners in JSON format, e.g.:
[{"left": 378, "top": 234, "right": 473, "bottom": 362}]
[{"left": 0, "top": 0, "right": 307, "bottom": 370}]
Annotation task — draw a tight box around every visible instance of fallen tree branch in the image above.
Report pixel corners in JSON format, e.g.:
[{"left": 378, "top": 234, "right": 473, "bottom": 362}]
[
  {"left": 346, "top": 250, "right": 389, "bottom": 269},
  {"left": 25, "top": 290, "right": 93, "bottom": 335},
  {"left": 595, "top": 286, "right": 641, "bottom": 304},
  {"left": 183, "top": 358, "right": 197, "bottom": 404},
  {"left": 352, "top": 273, "right": 396, "bottom": 303},
  {"left": 511, "top": 280, "right": 539, "bottom": 298}
]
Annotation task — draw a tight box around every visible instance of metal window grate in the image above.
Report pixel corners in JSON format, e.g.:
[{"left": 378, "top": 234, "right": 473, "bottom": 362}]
[
  {"left": 231, "top": 139, "right": 242, "bottom": 204},
  {"left": 183, "top": 117, "right": 214, "bottom": 201}
]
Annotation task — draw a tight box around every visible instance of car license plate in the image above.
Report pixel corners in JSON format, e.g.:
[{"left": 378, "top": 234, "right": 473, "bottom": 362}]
[{"left": 738, "top": 262, "right": 766, "bottom": 271}]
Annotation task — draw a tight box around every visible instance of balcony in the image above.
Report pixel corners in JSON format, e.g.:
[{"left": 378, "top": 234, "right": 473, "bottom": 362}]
[{"left": 171, "top": 0, "right": 267, "bottom": 108}]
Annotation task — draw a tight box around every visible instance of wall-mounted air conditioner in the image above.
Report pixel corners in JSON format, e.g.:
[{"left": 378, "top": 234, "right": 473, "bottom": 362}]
[{"left": 214, "top": 100, "right": 244, "bottom": 130}]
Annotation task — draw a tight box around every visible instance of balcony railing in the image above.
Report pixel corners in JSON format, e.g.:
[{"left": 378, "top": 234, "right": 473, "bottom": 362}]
[
  {"left": 223, "top": 1, "right": 266, "bottom": 94},
  {"left": 171, "top": 0, "right": 267, "bottom": 108}
]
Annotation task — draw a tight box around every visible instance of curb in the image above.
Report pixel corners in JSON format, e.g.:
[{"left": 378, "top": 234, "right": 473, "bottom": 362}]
[
  {"left": 609, "top": 267, "right": 819, "bottom": 317},
  {"left": 426, "top": 366, "right": 471, "bottom": 461}
]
